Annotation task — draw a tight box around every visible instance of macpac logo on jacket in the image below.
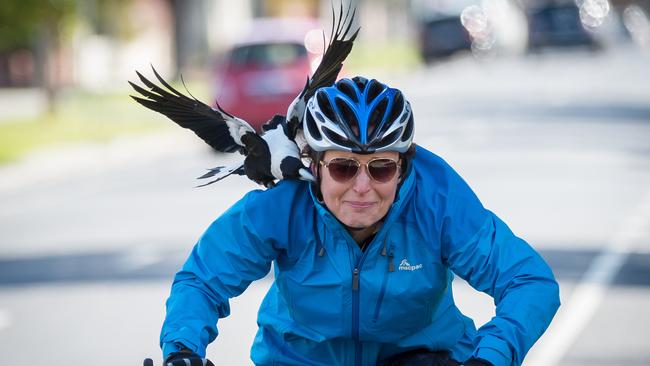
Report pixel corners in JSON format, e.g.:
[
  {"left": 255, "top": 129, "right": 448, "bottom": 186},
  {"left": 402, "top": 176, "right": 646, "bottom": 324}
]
[{"left": 398, "top": 258, "right": 423, "bottom": 271}]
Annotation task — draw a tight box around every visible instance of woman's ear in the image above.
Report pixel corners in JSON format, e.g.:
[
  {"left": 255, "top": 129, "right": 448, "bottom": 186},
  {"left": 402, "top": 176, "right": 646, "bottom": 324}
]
[
  {"left": 310, "top": 161, "right": 319, "bottom": 179},
  {"left": 310, "top": 160, "right": 324, "bottom": 202}
]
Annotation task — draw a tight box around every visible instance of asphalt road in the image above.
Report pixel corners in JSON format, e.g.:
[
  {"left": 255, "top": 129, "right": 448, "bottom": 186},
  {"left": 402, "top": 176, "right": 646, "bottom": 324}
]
[{"left": 1, "top": 44, "right": 649, "bottom": 366}]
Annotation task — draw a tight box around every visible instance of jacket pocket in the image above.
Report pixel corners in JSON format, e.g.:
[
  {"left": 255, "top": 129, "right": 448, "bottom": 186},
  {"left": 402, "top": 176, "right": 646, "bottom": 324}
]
[
  {"left": 372, "top": 244, "right": 394, "bottom": 322},
  {"left": 372, "top": 269, "right": 390, "bottom": 323},
  {"left": 367, "top": 258, "right": 447, "bottom": 340},
  {"left": 277, "top": 253, "right": 347, "bottom": 339}
]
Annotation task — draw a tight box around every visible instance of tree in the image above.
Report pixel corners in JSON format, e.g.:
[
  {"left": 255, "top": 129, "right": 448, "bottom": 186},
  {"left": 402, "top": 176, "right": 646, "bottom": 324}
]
[
  {"left": 0, "top": 0, "right": 77, "bottom": 51},
  {"left": 0, "top": 0, "right": 76, "bottom": 111}
]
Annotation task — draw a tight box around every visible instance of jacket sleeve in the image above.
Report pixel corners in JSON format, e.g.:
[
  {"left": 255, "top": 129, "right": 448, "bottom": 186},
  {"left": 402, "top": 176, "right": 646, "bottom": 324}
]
[
  {"left": 159, "top": 192, "right": 278, "bottom": 359},
  {"left": 439, "top": 172, "right": 561, "bottom": 366}
]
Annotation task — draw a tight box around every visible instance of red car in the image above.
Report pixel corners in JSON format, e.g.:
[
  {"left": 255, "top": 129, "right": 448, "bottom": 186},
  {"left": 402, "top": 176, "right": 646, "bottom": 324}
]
[{"left": 212, "top": 18, "right": 322, "bottom": 131}]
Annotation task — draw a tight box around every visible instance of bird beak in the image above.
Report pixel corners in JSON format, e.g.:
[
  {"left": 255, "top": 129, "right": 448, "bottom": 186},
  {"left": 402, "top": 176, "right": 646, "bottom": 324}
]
[{"left": 299, "top": 168, "right": 317, "bottom": 182}]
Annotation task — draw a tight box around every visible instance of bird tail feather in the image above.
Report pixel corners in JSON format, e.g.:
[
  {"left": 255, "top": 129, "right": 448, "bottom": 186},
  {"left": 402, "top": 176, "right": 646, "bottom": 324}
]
[{"left": 196, "top": 163, "right": 245, "bottom": 187}]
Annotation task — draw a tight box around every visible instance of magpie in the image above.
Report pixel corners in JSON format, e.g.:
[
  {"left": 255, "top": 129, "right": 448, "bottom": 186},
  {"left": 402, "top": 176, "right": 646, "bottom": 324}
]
[
  {"left": 129, "top": 67, "right": 313, "bottom": 188},
  {"left": 196, "top": 114, "right": 315, "bottom": 188},
  {"left": 129, "top": 1, "right": 359, "bottom": 188}
]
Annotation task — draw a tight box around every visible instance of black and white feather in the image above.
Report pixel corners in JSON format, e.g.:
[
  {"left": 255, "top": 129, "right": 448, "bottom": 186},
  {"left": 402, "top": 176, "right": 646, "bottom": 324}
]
[
  {"left": 196, "top": 114, "right": 315, "bottom": 187},
  {"left": 129, "top": 67, "right": 252, "bottom": 154},
  {"left": 129, "top": 67, "right": 314, "bottom": 188}
]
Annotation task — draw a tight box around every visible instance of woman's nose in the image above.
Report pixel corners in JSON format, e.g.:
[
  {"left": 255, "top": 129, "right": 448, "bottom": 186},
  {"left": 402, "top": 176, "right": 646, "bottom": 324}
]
[{"left": 352, "top": 166, "right": 372, "bottom": 193}]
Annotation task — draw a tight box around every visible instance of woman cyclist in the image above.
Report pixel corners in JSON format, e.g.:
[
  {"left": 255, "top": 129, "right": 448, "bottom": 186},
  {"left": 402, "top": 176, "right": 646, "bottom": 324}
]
[{"left": 159, "top": 77, "right": 560, "bottom": 366}]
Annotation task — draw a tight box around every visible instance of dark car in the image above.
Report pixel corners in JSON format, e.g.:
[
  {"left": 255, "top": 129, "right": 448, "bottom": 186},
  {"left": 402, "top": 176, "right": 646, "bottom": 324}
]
[
  {"left": 212, "top": 18, "right": 320, "bottom": 131},
  {"left": 527, "top": 3, "right": 599, "bottom": 51},
  {"left": 418, "top": 15, "right": 473, "bottom": 62}
]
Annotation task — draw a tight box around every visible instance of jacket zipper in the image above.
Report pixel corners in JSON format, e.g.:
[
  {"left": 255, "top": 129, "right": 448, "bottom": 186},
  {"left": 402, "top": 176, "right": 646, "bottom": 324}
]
[
  {"left": 352, "top": 267, "right": 361, "bottom": 365},
  {"left": 352, "top": 234, "right": 391, "bottom": 365},
  {"left": 372, "top": 244, "right": 394, "bottom": 322},
  {"left": 351, "top": 233, "right": 375, "bottom": 366}
]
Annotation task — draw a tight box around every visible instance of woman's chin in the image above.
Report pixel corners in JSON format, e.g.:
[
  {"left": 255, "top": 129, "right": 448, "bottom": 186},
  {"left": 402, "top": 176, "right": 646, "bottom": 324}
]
[{"left": 340, "top": 217, "right": 379, "bottom": 231}]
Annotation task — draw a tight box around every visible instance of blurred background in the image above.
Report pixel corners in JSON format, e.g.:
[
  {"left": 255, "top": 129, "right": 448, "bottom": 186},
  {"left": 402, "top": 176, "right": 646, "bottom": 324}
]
[{"left": 1, "top": 0, "right": 649, "bottom": 365}]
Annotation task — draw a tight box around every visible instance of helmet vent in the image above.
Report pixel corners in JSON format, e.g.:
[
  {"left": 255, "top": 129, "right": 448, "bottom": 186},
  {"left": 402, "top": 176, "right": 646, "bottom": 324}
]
[
  {"left": 352, "top": 76, "right": 368, "bottom": 91},
  {"left": 336, "top": 81, "right": 358, "bottom": 103},
  {"left": 317, "top": 92, "right": 337, "bottom": 122},
  {"left": 366, "top": 81, "right": 384, "bottom": 105},
  {"left": 305, "top": 112, "right": 323, "bottom": 141},
  {"left": 322, "top": 126, "right": 351, "bottom": 148},
  {"left": 399, "top": 109, "right": 410, "bottom": 123},
  {"left": 368, "top": 98, "right": 388, "bottom": 137},
  {"left": 375, "top": 128, "right": 402, "bottom": 149},
  {"left": 388, "top": 93, "right": 404, "bottom": 124},
  {"left": 401, "top": 114, "right": 414, "bottom": 142},
  {"left": 335, "top": 98, "right": 359, "bottom": 138}
]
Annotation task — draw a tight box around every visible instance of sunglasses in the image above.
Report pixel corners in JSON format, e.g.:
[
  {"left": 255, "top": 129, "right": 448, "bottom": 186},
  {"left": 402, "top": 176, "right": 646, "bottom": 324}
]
[{"left": 320, "top": 157, "right": 401, "bottom": 183}]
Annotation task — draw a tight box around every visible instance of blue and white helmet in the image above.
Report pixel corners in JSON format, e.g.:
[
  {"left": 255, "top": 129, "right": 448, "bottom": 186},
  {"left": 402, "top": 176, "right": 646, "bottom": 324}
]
[{"left": 303, "top": 77, "right": 414, "bottom": 153}]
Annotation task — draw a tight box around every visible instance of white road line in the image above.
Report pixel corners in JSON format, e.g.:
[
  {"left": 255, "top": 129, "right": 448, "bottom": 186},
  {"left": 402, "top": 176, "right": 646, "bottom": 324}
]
[
  {"left": 0, "top": 308, "right": 12, "bottom": 331},
  {"left": 525, "top": 191, "right": 650, "bottom": 366}
]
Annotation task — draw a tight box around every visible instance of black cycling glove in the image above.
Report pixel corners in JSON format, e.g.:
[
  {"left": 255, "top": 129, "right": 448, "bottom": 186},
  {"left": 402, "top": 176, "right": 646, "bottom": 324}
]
[
  {"left": 164, "top": 351, "right": 215, "bottom": 366},
  {"left": 464, "top": 358, "right": 492, "bottom": 366},
  {"left": 379, "top": 349, "right": 460, "bottom": 365}
]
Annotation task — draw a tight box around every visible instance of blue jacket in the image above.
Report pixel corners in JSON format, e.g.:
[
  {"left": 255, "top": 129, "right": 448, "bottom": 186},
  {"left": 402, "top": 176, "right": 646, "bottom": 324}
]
[{"left": 160, "top": 146, "right": 560, "bottom": 366}]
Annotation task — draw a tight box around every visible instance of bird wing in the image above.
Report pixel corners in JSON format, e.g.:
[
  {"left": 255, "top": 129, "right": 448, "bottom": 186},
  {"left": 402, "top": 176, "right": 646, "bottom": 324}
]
[
  {"left": 129, "top": 66, "right": 255, "bottom": 154},
  {"left": 286, "top": 1, "right": 360, "bottom": 136}
]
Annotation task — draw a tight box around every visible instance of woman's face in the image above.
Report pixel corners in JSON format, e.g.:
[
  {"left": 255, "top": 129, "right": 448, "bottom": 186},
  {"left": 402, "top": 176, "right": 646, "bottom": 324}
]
[{"left": 319, "top": 150, "right": 401, "bottom": 230}]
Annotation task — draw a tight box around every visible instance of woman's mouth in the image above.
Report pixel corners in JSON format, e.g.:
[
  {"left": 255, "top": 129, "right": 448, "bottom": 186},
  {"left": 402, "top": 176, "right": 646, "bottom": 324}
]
[{"left": 345, "top": 201, "right": 376, "bottom": 209}]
